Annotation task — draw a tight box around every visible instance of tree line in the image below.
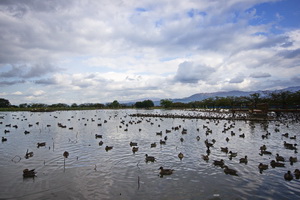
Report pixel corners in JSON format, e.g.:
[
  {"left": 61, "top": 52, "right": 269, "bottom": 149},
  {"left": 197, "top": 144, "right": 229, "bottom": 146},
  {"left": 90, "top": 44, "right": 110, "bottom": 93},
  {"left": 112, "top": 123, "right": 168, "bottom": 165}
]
[{"left": 0, "top": 90, "right": 299, "bottom": 110}]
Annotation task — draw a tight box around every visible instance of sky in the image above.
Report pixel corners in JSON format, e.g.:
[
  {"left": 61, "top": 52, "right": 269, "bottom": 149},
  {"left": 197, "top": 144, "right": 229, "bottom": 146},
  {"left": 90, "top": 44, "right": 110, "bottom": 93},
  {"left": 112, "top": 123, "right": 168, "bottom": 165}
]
[{"left": 0, "top": 0, "right": 300, "bottom": 105}]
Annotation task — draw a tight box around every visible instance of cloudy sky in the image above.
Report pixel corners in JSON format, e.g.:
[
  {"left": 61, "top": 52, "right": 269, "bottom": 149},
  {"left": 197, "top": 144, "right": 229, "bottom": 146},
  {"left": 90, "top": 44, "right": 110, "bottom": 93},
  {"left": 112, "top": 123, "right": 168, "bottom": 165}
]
[{"left": 0, "top": 0, "right": 300, "bottom": 105}]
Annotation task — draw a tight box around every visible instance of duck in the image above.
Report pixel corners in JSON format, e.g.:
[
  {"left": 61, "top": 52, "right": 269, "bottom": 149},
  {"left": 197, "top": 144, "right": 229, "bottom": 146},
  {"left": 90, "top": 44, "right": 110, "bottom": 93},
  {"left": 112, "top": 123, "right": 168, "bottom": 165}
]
[
  {"left": 145, "top": 154, "right": 156, "bottom": 162},
  {"left": 259, "top": 150, "right": 272, "bottom": 156},
  {"left": 160, "top": 140, "right": 166, "bottom": 145},
  {"left": 213, "top": 159, "right": 224, "bottom": 167},
  {"left": 260, "top": 145, "right": 267, "bottom": 151},
  {"left": 221, "top": 147, "right": 228, "bottom": 153},
  {"left": 105, "top": 146, "right": 113, "bottom": 151},
  {"left": 178, "top": 152, "right": 184, "bottom": 160},
  {"left": 150, "top": 142, "right": 156, "bottom": 148},
  {"left": 229, "top": 151, "right": 237, "bottom": 157},
  {"left": 95, "top": 134, "right": 102, "bottom": 139},
  {"left": 284, "top": 171, "right": 293, "bottom": 181},
  {"left": 23, "top": 169, "right": 36, "bottom": 178},
  {"left": 132, "top": 147, "right": 139, "bottom": 153},
  {"left": 202, "top": 154, "right": 209, "bottom": 161},
  {"left": 159, "top": 167, "right": 174, "bottom": 176},
  {"left": 99, "top": 141, "right": 104, "bottom": 146},
  {"left": 289, "top": 156, "right": 297, "bottom": 164},
  {"left": 2, "top": 137, "right": 7, "bottom": 142},
  {"left": 63, "top": 151, "right": 69, "bottom": 158},
  {"left": 239, "top": 133, "right": 245, "bottom": 138},
  {"left": 239, "top": 156, "right": 248, "bottom": 164},
  {"left": 130, "top": 141, "right": 138, "bottom": 147},
  {"left": 294, "top": 169, "right": 300, "bottom": 179},
  {"left": 270, "top": 160, "right": 285, "bottom": 168},
  {"left": 37, "top": 142, "right": 46, "bottom": 148},
  {"left": 223, "top": 166, "right": 238, "bottom": 176},
  {"left": 258, "top": 163, "right": 268, "bottom": 171},
  {"left": 180, "top": 137, "right": 184, "bottom": 142},
  {"left": 276, "top": 154, "right": 285, "bottom": 162},
  {"left": 25, "top": 150, "right": 33, "bottom": 159},
  {"left": 196, "top": 136, "right": 200, "bottom": 141}
]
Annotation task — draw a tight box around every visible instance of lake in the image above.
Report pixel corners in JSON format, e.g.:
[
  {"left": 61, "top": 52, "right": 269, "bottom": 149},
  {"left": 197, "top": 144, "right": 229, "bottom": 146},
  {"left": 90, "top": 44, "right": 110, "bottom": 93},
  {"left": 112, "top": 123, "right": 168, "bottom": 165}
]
[{"left": 0, "top": 109, "right": 300, "bottom": 200}]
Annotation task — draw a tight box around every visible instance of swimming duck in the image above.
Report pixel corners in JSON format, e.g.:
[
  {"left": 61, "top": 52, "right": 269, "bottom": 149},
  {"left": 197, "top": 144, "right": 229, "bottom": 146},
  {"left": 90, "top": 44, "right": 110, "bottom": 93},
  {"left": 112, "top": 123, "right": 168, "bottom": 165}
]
[
  {"left": 105, "top": 146, "right": 113, "bottom": 151},
  {"left": 223, "top": 166, "right": 238, "bottom": 176},
  {"left": 150, "top": 142, "right": 156, "bottom": 148},
  {"left": 294, "top": 169, "right": 300, "bottom": 179},
  {"left": 239, "top": 156, "right": 248, "bottom": 164},
  {"left": 213, "top": 159, "right": 224, "bottom": 167},
  {"left": 63, "top": 151, "right": 69, "bottom": 158},
  {"left": 276, "top": 154, "right": 285, "bottom": 162},
  {"left": 160, "top": 140, "right": 166, "bottom": 145},
  {"left": 132, "top": 147, "right": 139, "bottom": 153},
  {"left": 159, "top": 167, "right": 174, "bottom": 176},
  {"left": 270, "top": 160, "right": 285, "bottom": 168},
  {"left": 258, "top": 163, "right": 268, "bottom": 171},
  {"left": 284, "top": 171, "right": 293, "bottom": 181},
  {"left": 259, "top": 150, "right": 272, "bottom": 156},
  {"left": 37, "top": 142, "right": 46, "bottom": 148},
  {"left": 95, "top": 134, "right": 102, "bottom": 139},
  {"left": 25, "top": 150, "right": 33, "bottom": 159},
  {"left": 23, "top": 169, "right": 36, "bottom": 178},
  {"left": 221, "top": 147, "right": 228, "bottom": 153},
  {"left": 196, "top": 136, "right": 200, "bottom": 141},
  {"left": 99, "top": 141, "right": 103, "bottom": 146},
  {"left": 2, "top": 137, "right": 7, "bottom": 142},
  {"left": 145, "top": 154, "right": 156, "bottom": 162},
  {"left": 239, "top": 133, "right": 245, "bottom": 138},
  {"left": 260, "top": 145, "right": 267, "bottom": 151},
  {"left": 202, "top": 154, "right": 209, "bottom": 161},
  {"left": 178, "top": 152, "right": 184, "bottom": 160},
  {"left": 289, "top": 156, "right": 297, "bottom": 164},
  {"left": 130, "top": 141, "right": 138, "bottom": 147},
  {"left": 229, "top": 151, "right": 237, "bottom": 157}
]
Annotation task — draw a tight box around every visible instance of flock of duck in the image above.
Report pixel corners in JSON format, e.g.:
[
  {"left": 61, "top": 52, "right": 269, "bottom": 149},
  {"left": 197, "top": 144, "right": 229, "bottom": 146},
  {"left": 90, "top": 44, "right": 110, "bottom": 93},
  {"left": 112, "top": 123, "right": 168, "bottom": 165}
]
[{"left": 1, "top": 110, "right": 300, "bottom": 182}]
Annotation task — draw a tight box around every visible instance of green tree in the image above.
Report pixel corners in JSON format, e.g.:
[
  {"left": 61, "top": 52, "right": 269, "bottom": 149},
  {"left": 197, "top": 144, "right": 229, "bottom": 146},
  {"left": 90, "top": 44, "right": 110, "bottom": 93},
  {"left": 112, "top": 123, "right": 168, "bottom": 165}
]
[
  {"left": 135, "top": 100, "right": 154, "bottom": 108},
  {"left": 110, "top": 100, "right": 120, "bottom": 108},
  {"left": 0, "top": 98, "right": 11, "bottom": 107},
  {"left": 160, "top": 99, "right": 173, "bottom": 108}
]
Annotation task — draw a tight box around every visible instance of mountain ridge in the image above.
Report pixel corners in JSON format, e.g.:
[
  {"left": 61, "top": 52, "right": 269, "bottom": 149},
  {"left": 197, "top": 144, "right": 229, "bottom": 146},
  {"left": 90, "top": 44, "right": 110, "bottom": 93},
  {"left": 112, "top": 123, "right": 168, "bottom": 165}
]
[{"left": 123, "top": 86, "right": 300, "bottom": 106}]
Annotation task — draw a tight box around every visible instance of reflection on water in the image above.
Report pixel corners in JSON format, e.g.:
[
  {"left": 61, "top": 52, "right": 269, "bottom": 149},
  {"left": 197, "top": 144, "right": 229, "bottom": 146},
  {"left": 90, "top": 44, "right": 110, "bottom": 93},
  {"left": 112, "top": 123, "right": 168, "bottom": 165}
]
[{"left": 0, "top": 109, "right": 300, "bottom": 199}]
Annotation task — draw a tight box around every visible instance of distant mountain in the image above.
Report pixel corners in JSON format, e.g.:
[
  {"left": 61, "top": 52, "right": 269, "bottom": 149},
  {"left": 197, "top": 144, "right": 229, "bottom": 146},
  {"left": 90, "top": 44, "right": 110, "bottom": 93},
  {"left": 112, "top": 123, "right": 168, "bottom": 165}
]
[
  {"left": 172, "top": 86, "right": 300, "bottom": 103},
  {"left": 121, "top": 86, "right": 300, "bottom": 106}
]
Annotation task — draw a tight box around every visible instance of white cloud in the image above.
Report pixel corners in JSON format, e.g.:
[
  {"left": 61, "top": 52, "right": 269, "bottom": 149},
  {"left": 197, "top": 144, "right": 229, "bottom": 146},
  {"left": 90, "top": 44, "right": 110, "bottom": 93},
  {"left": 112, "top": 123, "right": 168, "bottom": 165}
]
[{"left": 0, "top": 0, "right": 299, "bottom": 105}]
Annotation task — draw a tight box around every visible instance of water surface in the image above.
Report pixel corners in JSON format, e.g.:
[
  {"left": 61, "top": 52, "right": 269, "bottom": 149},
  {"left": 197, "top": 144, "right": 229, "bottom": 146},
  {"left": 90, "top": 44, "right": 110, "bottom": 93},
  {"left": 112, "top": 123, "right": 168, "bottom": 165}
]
[{"left": 1, "top": 109, "right": 300, "bottom": 199}]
